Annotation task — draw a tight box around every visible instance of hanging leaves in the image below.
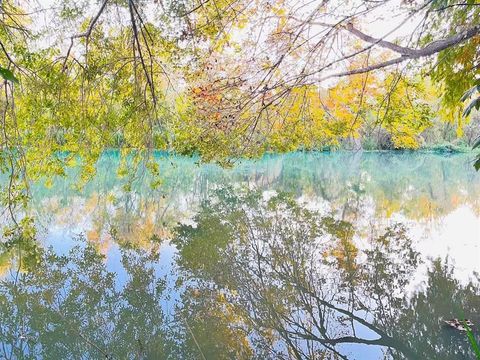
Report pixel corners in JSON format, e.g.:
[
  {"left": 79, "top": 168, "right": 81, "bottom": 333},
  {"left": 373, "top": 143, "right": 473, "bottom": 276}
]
[{"left": 0, "top": 66, "right": 19, "bottom": 84}]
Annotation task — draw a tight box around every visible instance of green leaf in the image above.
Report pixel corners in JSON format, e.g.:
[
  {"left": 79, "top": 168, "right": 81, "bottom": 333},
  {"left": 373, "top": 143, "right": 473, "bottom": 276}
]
[
  {"left": 0, "top": 66, "right": 19, "bottom": 84},
  {"left": 473, "top": 137, "right": 480, "bottom": 150},
  {"left": 463, "top": 97, "right": 480, "bottom": 117},
  {"left": 463, "top": 320, "right": 480, "bottom": 359},
  {"left": 474, "top": 157, "right": 480, "bottom": 172},
  {"left": 460, "top": 85, "right": 480, "bottom": 102}
]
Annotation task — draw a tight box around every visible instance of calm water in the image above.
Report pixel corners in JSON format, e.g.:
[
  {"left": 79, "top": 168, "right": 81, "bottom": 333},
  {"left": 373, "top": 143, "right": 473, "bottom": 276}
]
[{"left": 1, "top": 151, "right": 479, "bottom": 359}]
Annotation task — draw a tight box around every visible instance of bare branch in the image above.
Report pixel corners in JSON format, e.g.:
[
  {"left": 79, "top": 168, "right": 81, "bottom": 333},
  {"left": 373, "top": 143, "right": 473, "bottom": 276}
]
[
  {"left": 316, "top": 24, "right": 480, "bottom": 82},
  {"left": 62, "top": 0, "right": 109, "bottom": 70},
  {"left": 344, "top": 22, "right": 412, "bottom": 56}
]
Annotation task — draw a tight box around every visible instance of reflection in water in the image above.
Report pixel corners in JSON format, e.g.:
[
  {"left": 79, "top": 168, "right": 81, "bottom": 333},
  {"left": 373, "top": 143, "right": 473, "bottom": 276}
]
[
  {"left": 0, "top": 241, "right": 172, "bottom": 359},
  {"left": 0, "top": 152, "right": 479, "bottom": 359},
  {"left": 173, "top": 188, "right": 480, "bottom": 359},
  {"left": 22, "top": 152, "right": 480, "bottom": 243}
]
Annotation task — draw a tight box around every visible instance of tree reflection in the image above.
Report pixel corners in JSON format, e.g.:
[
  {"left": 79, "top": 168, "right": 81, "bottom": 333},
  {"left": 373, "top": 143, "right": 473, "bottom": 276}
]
[
  {"left": 172, "top": 188, "right": 480, "bottom": 359},
  {"left": 13, "top": 152, "right": 480, "bottom": 254},
  {"left": 0, "top": 240, "right": 171, "bottom": 359},
  {"left": 0, "top": 187, "right": 479, "bottom": 359}
]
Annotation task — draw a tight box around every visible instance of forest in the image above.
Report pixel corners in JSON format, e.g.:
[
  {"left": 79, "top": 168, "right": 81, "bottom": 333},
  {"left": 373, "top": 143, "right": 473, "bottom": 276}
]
[{"left": 0, "top": 0, "right": 480, "bottom": 359}]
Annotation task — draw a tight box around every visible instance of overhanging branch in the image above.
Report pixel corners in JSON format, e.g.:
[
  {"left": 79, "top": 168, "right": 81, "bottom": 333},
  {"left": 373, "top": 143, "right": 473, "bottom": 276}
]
[
  {"left": 345, "top": 22, "right": 412, "bottom": 56},
  {"left": 62, "top": 0, "right": 109, "bottom": 70},
  {"left": 316, "top": 24, "right": 480, "bottom": 82},
  {"left": 345, "top": 23, "right": 480, "bottom": 59}
]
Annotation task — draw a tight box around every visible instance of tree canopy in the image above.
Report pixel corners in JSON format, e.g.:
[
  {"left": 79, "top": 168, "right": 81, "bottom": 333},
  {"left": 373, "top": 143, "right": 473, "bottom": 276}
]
[{"left": 0, "top": 0, "right": 479, "bottom": 231}]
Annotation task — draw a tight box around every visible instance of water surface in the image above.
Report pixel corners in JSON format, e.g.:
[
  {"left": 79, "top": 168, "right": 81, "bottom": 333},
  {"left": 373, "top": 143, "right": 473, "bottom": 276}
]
[{"left": 1, "top": 151, "right": 479, "bottom": 359}]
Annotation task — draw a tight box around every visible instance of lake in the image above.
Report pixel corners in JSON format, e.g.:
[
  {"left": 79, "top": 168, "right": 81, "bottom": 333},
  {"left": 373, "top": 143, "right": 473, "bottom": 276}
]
[{"left": 1, "top": 151, "right": 479, "bottom": 359}]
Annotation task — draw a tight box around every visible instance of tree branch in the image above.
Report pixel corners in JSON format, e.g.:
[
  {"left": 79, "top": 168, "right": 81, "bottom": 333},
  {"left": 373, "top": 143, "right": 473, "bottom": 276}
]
[
  {"left": 62, "top": 0, "right": 109, "bottom": 70},
  {"left": 345, "top": 23, "right": 480, "bottom": 59},
  {"left": 316, "top": 24, "right": 480, "bottom": 82},
  {"left": 345, "top": 22, "right": 412, "bottom": 56}
]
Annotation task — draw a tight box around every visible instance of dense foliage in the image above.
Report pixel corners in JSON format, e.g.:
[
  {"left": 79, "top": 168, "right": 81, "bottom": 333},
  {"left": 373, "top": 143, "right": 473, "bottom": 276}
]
[{"left": 0, "top": 0, "right": 478, "bottom": 233}]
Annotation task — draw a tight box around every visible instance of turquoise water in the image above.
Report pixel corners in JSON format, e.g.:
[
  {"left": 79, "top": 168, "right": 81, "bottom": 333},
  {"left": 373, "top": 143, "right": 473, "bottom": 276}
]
[{"left": 1, "top": 151, "right": 479, "bottom": 359}]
